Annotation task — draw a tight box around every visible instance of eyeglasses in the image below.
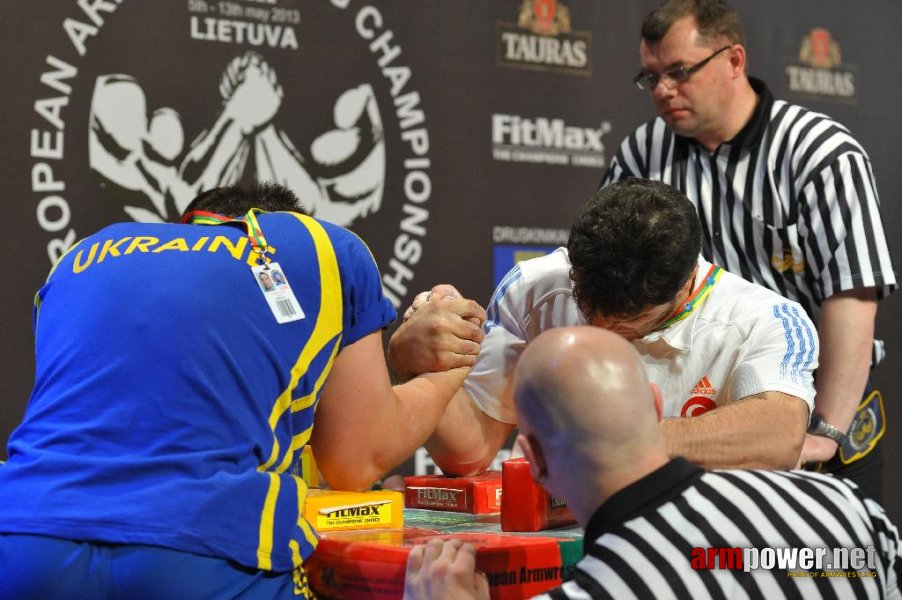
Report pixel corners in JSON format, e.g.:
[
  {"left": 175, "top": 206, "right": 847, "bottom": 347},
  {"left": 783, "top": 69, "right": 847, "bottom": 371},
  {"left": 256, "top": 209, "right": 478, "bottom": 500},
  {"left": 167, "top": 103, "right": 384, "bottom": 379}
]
[{"left": 633, "top": 46, "right": 732, "bottom": 90}]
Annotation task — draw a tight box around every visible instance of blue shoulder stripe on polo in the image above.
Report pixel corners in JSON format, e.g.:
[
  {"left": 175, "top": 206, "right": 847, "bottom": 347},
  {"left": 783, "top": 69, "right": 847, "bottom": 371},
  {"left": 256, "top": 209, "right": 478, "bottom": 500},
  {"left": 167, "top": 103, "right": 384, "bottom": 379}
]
[
  {"left": 780, "top": 304, "right": 808, "bottom": 383},
  {"left": 787, "top": 303, "right": 817, "bottom": 377},
  {"left": 774, "top": 302, "right": 817, "bottom": 385},
  {"left": 772, "top": 303, "right": 795, "bottom": 382},
  {"left": 485, "top": 264, "right": 523, "bottom": 331}
]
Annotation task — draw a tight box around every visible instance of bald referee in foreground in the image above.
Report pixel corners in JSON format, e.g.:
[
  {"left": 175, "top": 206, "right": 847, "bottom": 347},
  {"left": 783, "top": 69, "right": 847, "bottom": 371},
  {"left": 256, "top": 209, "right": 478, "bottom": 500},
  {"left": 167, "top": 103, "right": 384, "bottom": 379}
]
[{"left": 404, "top": 327, "right": 901, "bottom": 599}]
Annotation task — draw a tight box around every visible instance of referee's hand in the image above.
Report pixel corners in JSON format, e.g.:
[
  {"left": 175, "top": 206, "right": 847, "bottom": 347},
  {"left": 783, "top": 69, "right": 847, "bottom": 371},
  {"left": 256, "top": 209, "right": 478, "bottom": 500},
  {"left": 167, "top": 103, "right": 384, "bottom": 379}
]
[
  {"left": 797, "top": 433, "right": 839, "bottom": 468},
  {"left": 404, "top": 539, "right": 489, "bottom": 600}
]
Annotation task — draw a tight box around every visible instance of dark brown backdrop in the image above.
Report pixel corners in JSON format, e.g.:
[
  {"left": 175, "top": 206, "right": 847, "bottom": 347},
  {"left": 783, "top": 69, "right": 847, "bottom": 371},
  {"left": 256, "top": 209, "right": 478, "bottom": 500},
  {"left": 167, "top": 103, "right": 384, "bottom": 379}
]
[{"left": 2, "top": 1, "right": 899, "bottom": 519}]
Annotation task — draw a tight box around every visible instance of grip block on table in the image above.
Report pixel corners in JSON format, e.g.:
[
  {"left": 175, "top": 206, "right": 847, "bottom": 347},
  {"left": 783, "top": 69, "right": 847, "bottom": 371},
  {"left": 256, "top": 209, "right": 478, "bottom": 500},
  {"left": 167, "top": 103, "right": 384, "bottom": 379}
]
[
  {"left": 501, "top": 458, "right": 575, "bottom": 532},
  {"left": 404, "top": 471, "right": 503, "bottom": 513}
]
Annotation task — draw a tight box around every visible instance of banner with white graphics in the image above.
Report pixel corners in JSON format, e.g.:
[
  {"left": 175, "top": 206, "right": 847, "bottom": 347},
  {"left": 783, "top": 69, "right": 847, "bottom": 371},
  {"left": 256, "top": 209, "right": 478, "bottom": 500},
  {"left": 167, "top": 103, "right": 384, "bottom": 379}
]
[{"left": 2, "top": 1, "right": 900, "bottom": 517}]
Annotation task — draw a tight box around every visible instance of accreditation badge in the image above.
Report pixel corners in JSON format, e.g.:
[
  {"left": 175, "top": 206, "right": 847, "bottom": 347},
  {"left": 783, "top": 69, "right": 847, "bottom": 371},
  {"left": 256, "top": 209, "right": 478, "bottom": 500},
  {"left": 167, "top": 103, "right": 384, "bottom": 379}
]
[
  {"left": 839, "top": 390, "right": 886, "bottom": 464},
  {"left": 252, "top": 262, "right": 305, "bottom": 324}
]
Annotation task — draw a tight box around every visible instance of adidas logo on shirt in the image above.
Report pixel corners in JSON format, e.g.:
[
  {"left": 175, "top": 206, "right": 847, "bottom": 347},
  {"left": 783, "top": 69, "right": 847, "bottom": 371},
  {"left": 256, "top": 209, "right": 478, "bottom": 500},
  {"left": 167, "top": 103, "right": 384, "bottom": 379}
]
[{"left": 691, "top": 376, "right": 716, "bottom": 396}]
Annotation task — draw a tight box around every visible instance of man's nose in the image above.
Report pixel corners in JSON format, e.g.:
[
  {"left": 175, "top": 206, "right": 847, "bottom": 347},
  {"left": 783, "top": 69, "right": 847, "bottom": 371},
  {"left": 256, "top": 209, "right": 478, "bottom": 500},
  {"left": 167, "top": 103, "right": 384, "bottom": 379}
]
[{"left": 651, "top": 79, "right": 677, "bottom": 101}]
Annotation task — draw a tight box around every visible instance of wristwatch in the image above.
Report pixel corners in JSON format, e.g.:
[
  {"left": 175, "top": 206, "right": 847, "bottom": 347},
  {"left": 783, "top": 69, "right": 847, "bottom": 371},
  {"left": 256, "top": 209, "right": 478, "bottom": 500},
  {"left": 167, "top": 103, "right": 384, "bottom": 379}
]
[{"left": 807, "top": 414, "right": 848, "bottom": 446}]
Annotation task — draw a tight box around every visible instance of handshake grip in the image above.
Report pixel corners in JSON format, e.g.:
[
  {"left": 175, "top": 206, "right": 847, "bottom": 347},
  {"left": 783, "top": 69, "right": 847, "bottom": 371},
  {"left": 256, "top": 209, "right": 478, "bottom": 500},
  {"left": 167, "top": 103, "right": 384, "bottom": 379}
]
[
  {"left": 219, "top": 52, "right": 284, "bottom": 135},
  {"left": 225, "top": 52, "right": 386, "bottom": 226},
  {"left": 389, "top": 285, "right": 487, "bottom": 381}
]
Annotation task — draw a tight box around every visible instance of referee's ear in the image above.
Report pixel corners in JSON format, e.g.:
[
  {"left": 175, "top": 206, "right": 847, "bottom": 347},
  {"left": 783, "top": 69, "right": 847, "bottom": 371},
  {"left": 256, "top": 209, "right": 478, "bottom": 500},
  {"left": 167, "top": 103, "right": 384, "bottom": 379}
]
[
  {"left": 650, "top": 383, "right": 663, "bottom": 423},
  {"left": 516, "top": 433, "right": 547, "bottom": 484}
]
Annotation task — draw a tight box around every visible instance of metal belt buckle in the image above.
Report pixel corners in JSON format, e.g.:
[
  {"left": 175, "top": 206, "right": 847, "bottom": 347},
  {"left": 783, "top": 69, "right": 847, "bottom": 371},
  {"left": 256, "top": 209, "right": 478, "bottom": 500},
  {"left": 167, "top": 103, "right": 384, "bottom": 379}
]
[{"left": 839, "top": 389, "right": 886, "bottom": 465}]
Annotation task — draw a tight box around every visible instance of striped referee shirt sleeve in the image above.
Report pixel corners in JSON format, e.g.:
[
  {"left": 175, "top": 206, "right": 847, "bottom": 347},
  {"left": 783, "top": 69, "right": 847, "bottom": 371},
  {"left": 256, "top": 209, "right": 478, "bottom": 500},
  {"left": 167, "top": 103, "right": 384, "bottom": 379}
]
[{"left": 792, "top": 122, "right": 895, "bottom": 300}]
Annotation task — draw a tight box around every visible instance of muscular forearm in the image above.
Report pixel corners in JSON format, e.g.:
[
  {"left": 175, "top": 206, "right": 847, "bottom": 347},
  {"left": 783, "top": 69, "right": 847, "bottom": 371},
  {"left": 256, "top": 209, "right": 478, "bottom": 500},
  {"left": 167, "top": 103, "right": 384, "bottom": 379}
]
[
  {"left": 326, "top": 367, "right": 471, "bottom": 490},
  {"left": 313, "top": 331, "right": 474, "bottom": 492},
  {"left": 661, "top": 393, "right": 808, "bottom": 470},
  {"left": 382, "top": 368, "right": 473, "bottom": 472},
  {"left": 179, "top": 114, "right": 248, "bottom": 190},
  {"left": 425, "top": 389, "right": 514, "bottom": 477},
  {"left": 812, "top": 290, "right": 876, "bottom": 431},
  {"left": 798, "top": 290, "right": 876, "bottom": 464}
]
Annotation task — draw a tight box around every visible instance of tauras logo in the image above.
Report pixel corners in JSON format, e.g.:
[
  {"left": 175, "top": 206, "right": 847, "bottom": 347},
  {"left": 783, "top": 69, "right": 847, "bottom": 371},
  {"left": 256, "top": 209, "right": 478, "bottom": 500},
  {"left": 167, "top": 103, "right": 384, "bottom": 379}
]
[
  {"left": 493, "top": 113, "right": 606, "bottom": 151},
  {"left": 785, "top": 28, "right": 856, "bottom": 102},
  {"left": 496, "top": 0, "right": 591, "bottom": 76},
  {"left": 499, "top": 32, "right": 587, "bottom": 69},
  {"left": 786, "top": 67, "right": 854, "bottom": 98},
  {"left": 319, "top": 500, "right": 391, "bottom": 519}
]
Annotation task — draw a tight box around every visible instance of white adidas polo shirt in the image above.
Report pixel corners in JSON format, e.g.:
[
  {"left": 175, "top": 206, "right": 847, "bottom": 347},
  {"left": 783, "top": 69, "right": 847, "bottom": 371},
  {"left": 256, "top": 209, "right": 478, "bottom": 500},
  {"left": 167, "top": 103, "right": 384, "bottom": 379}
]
[{"left": 466, "top": 248, "right": 817, "bottom": 424}]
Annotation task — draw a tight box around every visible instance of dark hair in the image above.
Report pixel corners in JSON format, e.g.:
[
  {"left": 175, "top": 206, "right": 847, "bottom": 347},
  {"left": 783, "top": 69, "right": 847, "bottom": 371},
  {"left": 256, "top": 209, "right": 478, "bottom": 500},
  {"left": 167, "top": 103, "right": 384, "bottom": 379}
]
[
  {"left": 567, "top": 178, "right": 701, "bottom": 319},
  {"left": 641, "top": 0, "right": 744, "bottom": 46},
  {"left": 181, "top": 181, "right": 307, "bottom": 218}
]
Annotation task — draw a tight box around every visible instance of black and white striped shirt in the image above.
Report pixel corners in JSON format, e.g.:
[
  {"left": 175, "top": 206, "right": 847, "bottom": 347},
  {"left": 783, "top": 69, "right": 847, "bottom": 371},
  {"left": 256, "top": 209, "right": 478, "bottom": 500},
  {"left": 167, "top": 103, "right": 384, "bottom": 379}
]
[
  {"left": 537, "top": 459, "right": 901, "bottom": 599},
  {"left": 602, "top": 78, "right": 897, "bottom": 321}
]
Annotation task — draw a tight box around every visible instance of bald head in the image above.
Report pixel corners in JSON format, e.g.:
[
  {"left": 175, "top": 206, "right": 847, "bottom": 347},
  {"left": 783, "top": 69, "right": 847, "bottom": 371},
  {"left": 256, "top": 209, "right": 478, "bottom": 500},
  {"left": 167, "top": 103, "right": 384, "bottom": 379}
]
[{"left": 513, "top": 327, "right": 664, "bottom": 469}]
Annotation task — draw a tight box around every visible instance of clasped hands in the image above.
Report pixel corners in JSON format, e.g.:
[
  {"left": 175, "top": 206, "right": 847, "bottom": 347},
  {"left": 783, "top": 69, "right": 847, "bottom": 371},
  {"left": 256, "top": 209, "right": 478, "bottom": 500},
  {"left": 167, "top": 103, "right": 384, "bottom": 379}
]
[{"left": 388, "top": 285, "right": 486, "bottom": 382}]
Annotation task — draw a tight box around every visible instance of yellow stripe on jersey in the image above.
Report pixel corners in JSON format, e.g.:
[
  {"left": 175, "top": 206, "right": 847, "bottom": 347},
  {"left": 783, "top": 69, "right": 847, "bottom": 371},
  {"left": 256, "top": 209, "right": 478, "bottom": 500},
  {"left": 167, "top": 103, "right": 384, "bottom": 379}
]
[
  {"left": 273, "top": 339, "right": 342, "bottom": 474},
  {"left": 291, "top": 338, "right": 341, "bottom": 414},
  {"left": 256, "top": 214, "right": 343, "bottom": 570},
  {"left": 290, "top": 476, "right": 317, "bottom": 567},
  {"left": 275, "top": 427, "right": 316, "bottom": 476},
  {"left": 256, "top": 472, "right": 281, "bottom": 569}
]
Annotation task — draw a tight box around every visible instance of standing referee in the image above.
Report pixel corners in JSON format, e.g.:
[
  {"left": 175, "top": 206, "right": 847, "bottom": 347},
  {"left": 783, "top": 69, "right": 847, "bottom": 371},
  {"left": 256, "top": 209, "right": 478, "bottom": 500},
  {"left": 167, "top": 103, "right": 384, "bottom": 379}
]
[{"left": 602, "top": 0, "right": 896, "bottom": 499}]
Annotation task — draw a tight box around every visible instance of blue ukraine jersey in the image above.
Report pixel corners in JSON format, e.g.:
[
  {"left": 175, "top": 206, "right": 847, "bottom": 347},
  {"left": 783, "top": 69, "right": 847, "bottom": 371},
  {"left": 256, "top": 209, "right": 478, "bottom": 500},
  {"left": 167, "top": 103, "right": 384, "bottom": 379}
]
[{"left": 0, "top": 211, "right": 396, "bottom": 572}]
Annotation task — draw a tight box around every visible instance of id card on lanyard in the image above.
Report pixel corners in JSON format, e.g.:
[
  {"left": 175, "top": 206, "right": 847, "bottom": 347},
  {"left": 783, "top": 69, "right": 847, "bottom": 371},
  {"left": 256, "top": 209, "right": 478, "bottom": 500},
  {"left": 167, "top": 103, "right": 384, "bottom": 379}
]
[{"left": 182, "top": 209, "right": 305, "bottom": 324}]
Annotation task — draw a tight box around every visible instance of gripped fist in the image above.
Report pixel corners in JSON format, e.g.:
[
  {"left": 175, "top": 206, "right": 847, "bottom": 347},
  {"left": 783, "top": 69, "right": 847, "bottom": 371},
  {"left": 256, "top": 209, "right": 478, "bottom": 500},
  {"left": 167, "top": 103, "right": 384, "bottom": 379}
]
[
  {"left": 220, "top": 52, "right": 283, "bottom": 134},
  {"left": 403, "top": 285, "right": 478, "bottom": 324},
  {"left": 389, "top": 288, "right": 486, "bottom": 382}
]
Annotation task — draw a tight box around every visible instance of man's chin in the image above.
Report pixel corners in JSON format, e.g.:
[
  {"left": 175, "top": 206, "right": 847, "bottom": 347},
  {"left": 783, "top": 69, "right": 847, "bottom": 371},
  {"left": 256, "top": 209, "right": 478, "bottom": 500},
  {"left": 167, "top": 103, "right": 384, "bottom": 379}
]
[{"left": 662, "top": 115, "right": 697, "bottom": 137}]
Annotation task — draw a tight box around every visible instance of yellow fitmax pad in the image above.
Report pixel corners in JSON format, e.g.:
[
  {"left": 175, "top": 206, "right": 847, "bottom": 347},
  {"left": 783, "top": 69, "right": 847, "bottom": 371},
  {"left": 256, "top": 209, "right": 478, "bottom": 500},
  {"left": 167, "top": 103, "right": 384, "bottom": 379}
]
[{"left": 303, "top": 489, "right": 404, "bottom": 532}]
